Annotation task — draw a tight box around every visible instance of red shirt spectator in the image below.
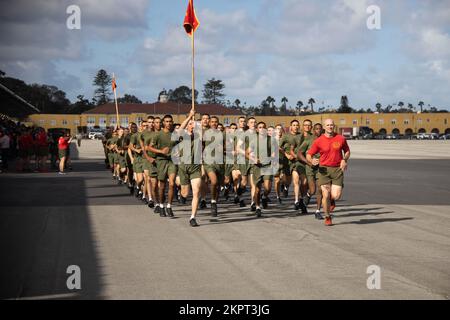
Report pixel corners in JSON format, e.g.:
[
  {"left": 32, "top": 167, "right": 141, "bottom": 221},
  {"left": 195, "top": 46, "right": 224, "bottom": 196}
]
[
  {"left": 58, "top": 136, "right": 69, "bottom": 150},
  {"left": 36, "top": 131, "right": 48, "bottom": 147},
  {"left": 308, "top": 133, "right": 350, "bottom": 167},
  {"left": 19, "top": 133, "right": 33, "bottom": 150}
]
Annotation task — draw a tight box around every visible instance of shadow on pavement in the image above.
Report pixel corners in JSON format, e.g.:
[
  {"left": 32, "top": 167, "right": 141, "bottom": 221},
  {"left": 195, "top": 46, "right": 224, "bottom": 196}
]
[
  {"left": 0, "top": 170, "right": 103, "bottom": 299},
  {"left": 337, "top": 217, "right": 414, "bottom": 225}
]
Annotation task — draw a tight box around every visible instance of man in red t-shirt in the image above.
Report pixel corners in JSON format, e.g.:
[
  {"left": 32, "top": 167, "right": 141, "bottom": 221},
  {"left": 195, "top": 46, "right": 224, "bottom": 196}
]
[
  {"left": 58, "top": 132, "right": 72, "bottom": 174},
  {"left": 307, "top": 119, "right": 350, "bottom": 226},
  {"left": 35, "top": 128, "right": 49, "bottom": 172}
]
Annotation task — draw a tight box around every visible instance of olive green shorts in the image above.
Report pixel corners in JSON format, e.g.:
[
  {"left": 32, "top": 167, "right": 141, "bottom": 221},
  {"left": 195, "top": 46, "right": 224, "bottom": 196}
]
[
  {"left": 178, "top": 164, "right": 202, "bottom": 185},
  {"left": 58, "top": 149, "right": 67, "bottom": 159},
  {"left": 143, "top": 158, "right": 158, "bottom": 177},
  {"left": 108, "top": 153, "right": 115, "bottom": 167},
  {"left": 317, "top": 166, "right": 344, "bottom": 187},
  {"left": 117, "top": 155, "right": 127, "bottom": 169},
  {"left": 252, "top": 165, "right": 273, "bottom": 185},
  {"left": 274, "top": 158, "right": 289, "bottom": 177},
  {"left": 224, "top": 164, "right": 234, "bottom": 179},
  {"left": 306, "top": 165, "right": 319, "bottom": 183},
  {"left": 132, "top": 156, "right": 144, "bottom": 174},
  {"left": 238, "top": 163, "right": 252, "bottom": 176},
  {"left": 156, "top": 159, "right": 177, "bottom": 181},
  {"left": 290, "top": 161, "right": 306, "bottom": 175}
]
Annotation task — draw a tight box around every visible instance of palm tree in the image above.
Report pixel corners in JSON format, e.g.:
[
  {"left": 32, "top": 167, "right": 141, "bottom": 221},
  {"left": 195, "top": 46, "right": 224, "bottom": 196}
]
[
  {"left": 407, "top": 103, "right": 414, "bottom": 113},
  {"left": 280, "top": 96, "right": 288, "bottom": 115},
  {"left": 266, "top": 96, "right": 275, "bottom": 108},
  {"left": 308, "top": 98, "right": 316, "bottom": 113},
  {"left": 375, "top": 102, "right": 382, "bottom": 113},
  {"left": 398, "top": 101, "right": 404, "bottom": 109},
  {"left": 296, "top": 100, "right": 304, "bottom": 115},
  {"left": 234, "top": 99, "right": 241, "bottom": 109},
  {"left": 418, "top": 101, "right": 424, "bottom": 113}
]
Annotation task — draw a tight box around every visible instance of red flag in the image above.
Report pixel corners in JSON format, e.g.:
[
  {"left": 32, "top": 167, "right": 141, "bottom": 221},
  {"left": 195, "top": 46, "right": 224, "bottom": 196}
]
[
  {"left": 112, "top": 77, "right": 117, "bottom": 91},
  {"left": 183, "top": 0, "right": 199, "bottom": 36}
]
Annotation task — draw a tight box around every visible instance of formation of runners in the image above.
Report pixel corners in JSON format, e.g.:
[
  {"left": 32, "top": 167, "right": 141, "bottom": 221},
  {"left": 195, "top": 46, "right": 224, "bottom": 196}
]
[{"left": 104, "top": 107, "right": 350, "bottom": 227}]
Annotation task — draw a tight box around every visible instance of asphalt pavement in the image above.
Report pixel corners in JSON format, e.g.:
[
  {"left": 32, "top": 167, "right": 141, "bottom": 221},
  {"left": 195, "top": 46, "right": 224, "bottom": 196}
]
[{"left": 0, "top": 156, "right": 449, "bottom": 299}]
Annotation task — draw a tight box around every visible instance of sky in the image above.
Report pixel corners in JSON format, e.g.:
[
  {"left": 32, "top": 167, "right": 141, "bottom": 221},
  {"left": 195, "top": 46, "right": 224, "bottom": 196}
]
[{"left": 0, "top": 0, "right": 449, "bottom": 110}]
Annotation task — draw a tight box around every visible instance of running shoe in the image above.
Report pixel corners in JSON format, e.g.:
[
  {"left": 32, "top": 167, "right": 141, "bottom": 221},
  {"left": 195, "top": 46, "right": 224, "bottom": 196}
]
[
  {"left": 325, "top": 216, "right": 333, "bottom": 226},
  {"left": 189, "top": 218, "right": 199, "bottom": 227}
]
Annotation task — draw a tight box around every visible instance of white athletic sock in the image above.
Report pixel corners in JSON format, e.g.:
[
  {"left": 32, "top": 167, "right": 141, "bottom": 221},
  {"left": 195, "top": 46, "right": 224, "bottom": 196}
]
[
  {"left": 256, "top": 206, "right": 261, "bottom": 210},
  {"left": 159, "top": 203, "right": 164, "bottom": 208},
  {"left": 211, "top": 200, "right": 217, "bottom": 204},
  {"left": 190, "top": 214, "right": 195, "bottom": 220},
  {"left": 166, "top": 203, "right": 171, "bottom": 208}
]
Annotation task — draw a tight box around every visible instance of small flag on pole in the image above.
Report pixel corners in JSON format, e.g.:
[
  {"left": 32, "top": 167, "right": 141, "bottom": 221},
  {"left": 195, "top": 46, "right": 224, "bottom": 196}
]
[
  {"left": 183, "top": 0, "right": 200, "bottom": 36},
  {"left": 112, "top": 77, "right": 117, "bottom": 91}
]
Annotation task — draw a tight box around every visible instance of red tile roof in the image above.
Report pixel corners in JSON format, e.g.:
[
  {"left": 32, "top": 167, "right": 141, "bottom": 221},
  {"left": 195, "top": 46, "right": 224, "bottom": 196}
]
[{"left": 83, "top": 102, "right": 243, "bottom": 116}]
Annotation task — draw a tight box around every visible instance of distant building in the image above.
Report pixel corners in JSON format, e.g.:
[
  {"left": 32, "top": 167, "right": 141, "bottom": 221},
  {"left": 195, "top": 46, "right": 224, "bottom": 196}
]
[{"left": 25, "top": 103, "right": 450, "bottom": 136}]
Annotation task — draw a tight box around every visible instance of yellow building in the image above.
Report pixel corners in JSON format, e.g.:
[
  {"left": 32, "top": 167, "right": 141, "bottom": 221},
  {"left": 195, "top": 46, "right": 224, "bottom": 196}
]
[{"left": 26, "top": 102, "right": 450, "bottom": 136}]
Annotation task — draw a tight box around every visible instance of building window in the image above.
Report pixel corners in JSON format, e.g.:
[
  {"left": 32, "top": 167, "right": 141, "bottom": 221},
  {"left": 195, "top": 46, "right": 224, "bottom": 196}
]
[
  {"left": 87, "top": 117, "right": 96, "bottom": 126},
  {"left": 74, "top": 120, "right": 80, "bottom": 125},
  {"left": 445, "top": 119, "right": 448, "bottom": 125},
  {"left": 391, "top": 119, "right": 396, "bottom": 125},
  {"left": 224, "top": 117, "right": 230, "bottom": 125},
  {"left": 51, "top": 120, "right": 56, "bottom": 126},
  {"left": 121, "top": 117, "right": 128, "bottom": 127},
  {"left": 365, "top": 119, "right": 370, "bottom": 125},
  {"left": 39, "top": 119, "right": 45, "bottom": 125},
  {"left": 340, "top": 119, "right": 345, "bottom": 125},
  {"left": 136, "top": 116, "right": 143, "bottom": 124},
  {"left": 353, "top": 120, "right": 358, "bottom": 125},
  {"left": 403, "top": 119, "right": 409, "bottom": 125},
  {"left": 417, "top": 119, "right": 422, "bottom": 125},
  {"left": 62, "top": 119, "right": 68, "bottom": 125},
  {"left": 110, "top": 118, "right": 117, "bottom": 126},
  {"left": 427, "top": 119, "right": 430, "bottom": 123},
  {"left": 378, "top": 119, "right": 384, "bottom": 125},
  {"left": 99, "top": 117, "right": 107, "bottom": 128}
]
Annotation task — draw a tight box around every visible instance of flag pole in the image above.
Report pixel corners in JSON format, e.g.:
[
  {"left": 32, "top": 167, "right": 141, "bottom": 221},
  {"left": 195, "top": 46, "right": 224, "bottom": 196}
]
[
  {"left": 113, "top": 73, "right": 119, "bottom": 128},
  {"left": 191, "top": 32, "right": 195, "bottom": 113}
]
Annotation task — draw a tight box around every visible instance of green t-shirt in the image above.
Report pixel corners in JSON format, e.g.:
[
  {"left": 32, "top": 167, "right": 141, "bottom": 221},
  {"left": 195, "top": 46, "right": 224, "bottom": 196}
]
[
  {"left": 280, "top": 132, "right": 303, "bottom": 158},
  {"left": 141, "top": 130, "right": 156, "bottom": 158},
  {"left": 296, "top": 132, "right": 313, "bottom": 155},
  {"left": 255, "top": 134, "right": 272, "bottom": 167},
  {"left": 129, "top": 132, "right": 143, "bottom": 157},
  {"left": 203, "top": 129, "right": 224, "bottom": 162},
  {"left": 154, "top": 130, "right": 178, "bottom": 160},
  {"left": 300, "top": 134, "right": 320, "bottom": 159},
  {"left": 106, "top": 137, "right": 117, "bottom": 154},
  {"left": 116, "top": 135, "right": 130, "bottom": 156}
]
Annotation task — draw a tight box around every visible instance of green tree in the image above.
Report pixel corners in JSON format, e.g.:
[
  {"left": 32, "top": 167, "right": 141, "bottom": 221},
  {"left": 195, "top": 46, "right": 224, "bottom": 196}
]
[
  {"left": 338, "top": 96, "right": 353, "bottom": 113},
  {"left": 308, "top": 98, "right": 316, "bottom": 113},
  {"left": 375, "top": 102, "right": 382, "bottom": 113},
  {"left": 233, "top": 99, "right": 241, "bottom": 109},
  {"left": 69, "top": 95, "right": 95, "bottom": 114},
  {"left": 407, "top": 103, "right": 414, "bottom": 112},
  {"left": 296, "top": 100, "right": 304, "bottom": 115},
  {"left": 93, "top": 69, "right": 112, "bottom": 105},
  {"left": 280, "top": 96, "right": 288, "bottom": 115},
  {"left": 202, "top": 78, "right": 225, "bottom": 104},
  {"left": 418, "top": 101, "right": 424, "bottom": 113},
  {"left": 168, "top": 85, "right": 198, "bottom": 104},
  {"left": 117, "top": 94, "right": 142, "bottom": 104}
]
